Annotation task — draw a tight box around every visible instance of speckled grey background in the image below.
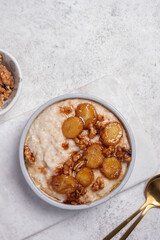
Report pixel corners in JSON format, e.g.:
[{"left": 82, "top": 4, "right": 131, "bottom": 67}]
[{"left": 0, "top": 0, "right": 160, "bottom": 239}]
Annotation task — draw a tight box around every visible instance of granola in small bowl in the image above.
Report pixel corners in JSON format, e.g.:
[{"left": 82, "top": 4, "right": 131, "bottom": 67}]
[
  {"left": 0, "top": 49, "right": 22, "bottom": 115},
  {"left": 0, "top": 54, "right": 14, "bottom": 108},
  {"left": 21, "top": 96, "right": 135, "bottom": 209}
]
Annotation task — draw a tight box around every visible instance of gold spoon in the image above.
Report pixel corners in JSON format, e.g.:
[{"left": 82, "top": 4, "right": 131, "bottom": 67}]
[{"left": 103, "top": 174, "right": 160, "bottom": 240}]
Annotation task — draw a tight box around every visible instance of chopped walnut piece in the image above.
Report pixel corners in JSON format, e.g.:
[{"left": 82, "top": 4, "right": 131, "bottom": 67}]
[
  {"left": 116, "top": 149, "right": 124, "bottom": 159},
  {"left": 74, "top": 137, "right": 80, "bottom": 144},
  {"left": 66, "top": 158, "right": 74, "bottom": 167},
  {"left": 79, "top": 144, "right": 85, "bottom": 150},
  {"left": 64, "top": 196, "right": 81, "bottom": 205},
  {"left": 116, "top": 146, "right": 132, "bottom": 162},
  {"left": 59, "top": 106, "right": 73, "bottom": 115},
  {"left": 92, "top": 177, "right": 104, "bottom": 191},
  {"left": 73, "top": 159, "right": 86, "bottom": 172},
  {"left": 80, "top": 138, "right": 88, "bottom": 146},
  {"left": 75, "top": 184, "right": 87, "bottom": 198},
  {"left": 63, "top": 158, "right": 74, "bottom": 176},
  {"left": 0, "top": 64, "right": 14, "bottom": 108},
  {"left": 98, "top": 115, "right": 104, "bottom": 121},
  {"left": 0, "top": 85, "right": 6, "bottom": 94},
  {"left": 95, "top": 121, "right": 105, "bottom": 130},
  {"left": 88, "top": 123, "right": 97, "bottom": 139},
  {"left": 72, "top": 152, "right": 82, "bottom": 162},
  {"left": 24, "top": 145, "right": 35, "bottom": 164},
  {"left": 0, "top": 65, "right": 14, "bottom": 88},
  {"left": 63, "top": 164, "right": 69, "bottom": 175},
  {"left": 0, "top": 94, "right": 4, "bottom": 108},
  {"left": 63, "top": 165, "right": 72, "bottom": 176},
  {"left": 74, "top": 136, "right": 89, "bottom": 150},
  {"left": 65, "top": 184, "right": 86, "bottom": 204},
  {"left": 103, "top": 146, "right": 115, "bottom": 157},
  {"left": 77, "top": 130, "right": 88, "bottom": 139},
  {"left": 0, "top": 78, "right": 3, "bottom": 86},
  {"left": 124, "top": 153, "right": 132, "bottom": 162},
  {"left": 3, "top": 88, "right": 12, "bottom": 100},
  {"left": 0, "top": 54, "right": 2, "bottom": 63},
  {"left": 117, "top": 146, "right": 122, "bottom": 151}
]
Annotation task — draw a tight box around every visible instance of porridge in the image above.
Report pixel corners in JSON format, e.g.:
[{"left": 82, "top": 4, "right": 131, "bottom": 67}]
[{"left": 24, "top": 99, "right": 132, "bottom": 205}]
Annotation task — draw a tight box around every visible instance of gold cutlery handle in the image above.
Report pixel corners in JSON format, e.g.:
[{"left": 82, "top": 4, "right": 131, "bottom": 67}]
[
  {"left": 119, "top": 204, "right": 154, "bottom": 240},
  {"left": 103, "top": 203, "right": 147, "bottom": 240}
]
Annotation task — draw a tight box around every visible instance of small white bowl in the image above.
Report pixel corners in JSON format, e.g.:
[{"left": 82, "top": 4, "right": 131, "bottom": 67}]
[
  {"left": 0, "top": 49, "right": 22, "bottom": 115},
  {"left": 19, "top": 94, "right": 136, "bottom": 210}
]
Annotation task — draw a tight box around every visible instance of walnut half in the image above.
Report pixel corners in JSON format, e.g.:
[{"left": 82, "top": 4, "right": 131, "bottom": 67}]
[
  {"left": 65, "top": 184, "right": 86, "bottom": 205},
  {"left": 103, "top": 146, "right": 115, "bottom": 157},
  {"left": 116, "top": 146, "right": 132, "bottom": 162},
  {"left": 24, "top": 145, "right": 35, "bottom": 164},
  {"left": 73, "top": 159, "right": 86, "bottom": 172},
  {"left": 92, "top": 177, "right": 104, "bottom": 191},
  {"left": 74, "top": 137, "right": 89, "bottom": 150}
]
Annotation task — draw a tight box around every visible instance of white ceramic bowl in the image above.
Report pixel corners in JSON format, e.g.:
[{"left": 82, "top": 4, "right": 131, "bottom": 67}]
[
  {"left": 0, "top": 49, "right": 22, "bottom": 115},
  {"left": 19, "top": 94, "right": 136, "bottom": 210}
]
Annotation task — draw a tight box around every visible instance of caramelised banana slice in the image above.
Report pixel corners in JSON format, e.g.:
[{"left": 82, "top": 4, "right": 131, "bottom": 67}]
[
  {"left": 101, "top": 157, "right": 122, "bottom": 179},
  {"left": 62, "top": 116, "right": 83, "bottom": 138},
  {"left": 101, "top": 122, "right": 123, "bottom": 146},
  {"left": 76, "top": 167, "right": 94, "bottom": 187},
  {"left": 85, "top": 143, "right": 104, "bottom": 169},
  {"left": 75, "top": 103, "right": 97, "bottom": 128},
  {"left": 51, "top": 174, "right": 77, "bottom": 194}
]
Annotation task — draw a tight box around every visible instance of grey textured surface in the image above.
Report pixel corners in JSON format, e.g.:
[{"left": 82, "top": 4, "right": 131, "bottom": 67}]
[{"left": 0, "top": 0, "right": 160, "bottom": 239}]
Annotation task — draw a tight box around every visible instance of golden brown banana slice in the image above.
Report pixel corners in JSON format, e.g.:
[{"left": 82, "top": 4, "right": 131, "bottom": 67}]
[
  {"left": 75, "top": 103, "right": 97, "bottom": 128},
  {"left": 62, "top": 117, "right": 83, "bottom": 138},
  {"left": 101, "top": 122, "right": 123, "bottom": 146},
  {"left": 76, "top": 167, "right": 94, "bottom": 187},
  {"left": 101, "top": 157, "right": 122, "bottom": 179},
  {"left": 85, "top": 143, "right": 104, "bottom": 169},
  {"left": 51, "top": 174, "right": 77, "bottom": 194}
]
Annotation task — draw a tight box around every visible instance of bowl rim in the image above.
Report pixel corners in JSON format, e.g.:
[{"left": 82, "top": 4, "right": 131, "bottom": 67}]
[
  {"left": 0, "top": 49, "right": 22, "bottom": 115},
  {"left": 19, "top": 93, "right": 136, "bottom": 210}
]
